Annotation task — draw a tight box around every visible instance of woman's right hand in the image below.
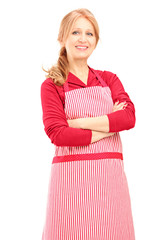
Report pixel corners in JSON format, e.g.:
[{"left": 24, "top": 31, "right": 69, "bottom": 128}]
[{"left": 105, "top": 132, "right": 115, "bottom": 137}]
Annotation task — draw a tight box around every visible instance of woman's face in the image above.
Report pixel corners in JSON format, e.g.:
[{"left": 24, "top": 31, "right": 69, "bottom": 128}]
[{"left": 63, "top": 17, "right": 97, "bottom": 63}]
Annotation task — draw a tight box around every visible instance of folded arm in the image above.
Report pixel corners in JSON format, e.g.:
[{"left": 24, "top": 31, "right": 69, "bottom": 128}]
[
  {"left": 106, "top": 72, "right": 136, "bottom": 132},
  {"left": 67, "top": 101, "right": 127, "bottom": 132},
  {"left": 41, "top": 79, "right": 92, "bottom": 147},
  {"left": 67, "top": 71, "right": 136, "bottom": 133}
]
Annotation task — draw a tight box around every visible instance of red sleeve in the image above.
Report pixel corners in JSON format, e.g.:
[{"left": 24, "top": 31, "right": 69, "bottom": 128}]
[
  {"left": 102, "top": 71, "right": 136, "bottom": 132},
  {"left": 40, "top": 78, "right": 92, "bottom": 147}
]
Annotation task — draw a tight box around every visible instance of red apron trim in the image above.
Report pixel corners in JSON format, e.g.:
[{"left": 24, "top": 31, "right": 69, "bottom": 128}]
[{"left": 52, "top": 152, "right": 123, "bottom": 164}]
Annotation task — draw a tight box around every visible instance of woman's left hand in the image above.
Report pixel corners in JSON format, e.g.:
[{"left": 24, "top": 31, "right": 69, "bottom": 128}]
[{"left": 112, "top": 101, "right": 128, "bottom": 112}]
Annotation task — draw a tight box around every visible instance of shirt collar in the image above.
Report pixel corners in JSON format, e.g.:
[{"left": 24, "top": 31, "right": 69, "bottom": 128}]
[{"left": 66, "top": 65, "right": 96, "bottom": 87}]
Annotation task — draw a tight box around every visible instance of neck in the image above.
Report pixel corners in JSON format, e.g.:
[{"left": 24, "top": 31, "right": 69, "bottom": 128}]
[{"left": 68, "top": 59, "right": 89, "bottom": 77}]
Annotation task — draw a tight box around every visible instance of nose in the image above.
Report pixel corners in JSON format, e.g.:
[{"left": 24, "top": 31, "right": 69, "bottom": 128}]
[{"left": 78, "top": 33, "right": 87, "bottom": 43}]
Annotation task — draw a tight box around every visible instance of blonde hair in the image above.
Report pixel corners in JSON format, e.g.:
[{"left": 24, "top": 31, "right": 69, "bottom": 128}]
[{"left": 42, "top": 8, "right": 100, "bottom": 86}]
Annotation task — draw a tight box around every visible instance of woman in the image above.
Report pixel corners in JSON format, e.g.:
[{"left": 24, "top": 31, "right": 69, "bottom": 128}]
[{"left": 41, "top": 8, "right": 136, "bottom": 240}]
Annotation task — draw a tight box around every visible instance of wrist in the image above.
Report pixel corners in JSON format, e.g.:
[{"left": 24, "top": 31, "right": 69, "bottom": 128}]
[
  {"left": 78, "top": 118, "right": 85, "bottom": 129},
  {"left": 79, "top": 115, "right": 110, "bottom": 132}
]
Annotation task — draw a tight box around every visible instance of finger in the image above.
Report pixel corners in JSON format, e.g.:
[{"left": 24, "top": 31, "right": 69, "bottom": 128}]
[
  {"left": 114, "top": 103, "right": 127, "bottom": 111},
  {"left": 116, "top": 103, "right": 127, "bottom": 109},
  {"left": 115, "top": 101, "right": 119, "bottom": 105},
  {"left": 117, "top": 101, "right": 126, "bottom": 106},
  {"left": 114, "top": 103, "right": 125, "bottom": 109},
  {"left": 122, "top": 104, "right": 128, "bottom": 110}
]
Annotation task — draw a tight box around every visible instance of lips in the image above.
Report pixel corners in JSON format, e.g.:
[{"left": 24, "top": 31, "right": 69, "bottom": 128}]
[{"left": 75, "top": 45, "right": 88, "bottom": 50}]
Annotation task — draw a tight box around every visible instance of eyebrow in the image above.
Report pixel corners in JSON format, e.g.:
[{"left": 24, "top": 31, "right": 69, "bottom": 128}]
[{"left": 72, "top": 28, "right": 94, "bottom": 32}]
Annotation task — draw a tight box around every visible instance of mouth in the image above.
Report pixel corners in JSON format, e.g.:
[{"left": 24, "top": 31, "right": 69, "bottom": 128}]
[{"left": 75, "top": 45, "right": 88, "bottom": 51}]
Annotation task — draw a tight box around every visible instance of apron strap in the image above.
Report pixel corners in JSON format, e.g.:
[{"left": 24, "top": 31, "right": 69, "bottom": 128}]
[
  {"left": 89, "top": 67, "right": 108, "bottom": 88},
  {"left": 63, "top": 66, "right": 108, "bottom": 92},
  {"left": 63, "top": 80, "right": 69, "bottom": 92}
]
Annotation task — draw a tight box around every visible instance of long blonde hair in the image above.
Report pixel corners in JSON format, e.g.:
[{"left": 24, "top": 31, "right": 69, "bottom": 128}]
[{"left": 42, "top": 8, "right": 100, "bottom": 86}]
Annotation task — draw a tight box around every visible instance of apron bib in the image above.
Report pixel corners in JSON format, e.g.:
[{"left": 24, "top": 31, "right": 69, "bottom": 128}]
[{"left": 53, "top": 67, "right": 123, "bottom": 163}]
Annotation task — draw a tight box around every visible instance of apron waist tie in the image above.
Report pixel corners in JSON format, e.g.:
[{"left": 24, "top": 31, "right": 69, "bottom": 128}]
[{"left": 52, "top": 152, "right": 123, "bottom": 164}]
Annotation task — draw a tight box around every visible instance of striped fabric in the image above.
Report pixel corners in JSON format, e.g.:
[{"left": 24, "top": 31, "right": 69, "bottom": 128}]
[
  {"left": 53, "top": 86, "right": 123, "bottom": 163},
  {"left": 42, "top": 159, "right": 135, "bottom": 240},
  {"left": 42, "top": 69, "right": 135, "bottom": 239}
]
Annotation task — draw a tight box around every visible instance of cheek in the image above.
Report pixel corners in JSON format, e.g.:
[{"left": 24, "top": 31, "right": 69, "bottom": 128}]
[
  {"left": 65, "top": 37, "right": 75, "bottom": 50},
  {"left": 89, "top": 37, "right": 96, "bottom": 47},
  {"left": 69, "top": 42, "right": 77, "bottom": 52},
  {"left": 90, "top": 41, "right": 96, "bottom": 50}
]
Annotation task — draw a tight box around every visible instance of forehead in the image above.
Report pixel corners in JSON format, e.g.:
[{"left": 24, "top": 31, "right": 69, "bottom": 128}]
[{"left": 72, "top": 17, "right": 94, "bottom": 31}]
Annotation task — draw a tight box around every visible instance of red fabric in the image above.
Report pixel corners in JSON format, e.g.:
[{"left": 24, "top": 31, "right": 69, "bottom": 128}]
[
  {"left": 40, "top": 67, "right": 135, "bottom": 146},
  {"left": 52, "top": 152, "right": 123, "bottom": 164},
  {"left": 41, "top": 79, "right": 92, "bottom": 147},
  {"left": 97, "top": 70, "right": 136, "bottom": 132}
]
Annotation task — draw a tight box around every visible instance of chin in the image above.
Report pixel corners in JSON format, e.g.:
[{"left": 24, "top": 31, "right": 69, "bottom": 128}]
[
  {"left": 75, "top": 57, "right": 90, "bottom": 61},
  {"left": 75, "top": 53, "right": 91, "bottom": 59}
]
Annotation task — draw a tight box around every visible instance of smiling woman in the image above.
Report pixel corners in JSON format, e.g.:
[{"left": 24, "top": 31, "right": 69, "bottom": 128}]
[
  {"left": 42, "top": 8, "right": 99, "bottom": 85},
  {"left": 63, "top": 16, "right": 97, "bottom": 73},
  {"left": 40, "top": 8, "right": 136, "bottom": 240}
]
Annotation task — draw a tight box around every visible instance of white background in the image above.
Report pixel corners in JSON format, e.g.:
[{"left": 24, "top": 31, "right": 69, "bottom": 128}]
[{"left": 0, "top": 0, "right": 160, "bottom": 239}]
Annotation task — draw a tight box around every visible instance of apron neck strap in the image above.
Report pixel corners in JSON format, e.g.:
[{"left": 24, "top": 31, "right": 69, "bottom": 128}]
[
  {"left": 63, "top": 66, "right": 108, "bottom": 92},
  {"left": 89, "top": 67, "right": 108, "bottom": 87},
  {"left": 63, "top": 79, "right": 69, "bottom": 92}
]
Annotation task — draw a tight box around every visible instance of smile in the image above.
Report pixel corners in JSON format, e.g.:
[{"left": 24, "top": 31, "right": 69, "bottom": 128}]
[{"left": 75, "top": 46, "right": 88, "bottom": 50}]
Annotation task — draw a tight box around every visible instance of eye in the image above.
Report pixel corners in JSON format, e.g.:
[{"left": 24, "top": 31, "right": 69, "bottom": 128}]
[
  {"left": 72, "top": 31, "right": 79, "bottom": 35},
  {"left": 87, "top": 32, "right": 93, "bottom": 36}
]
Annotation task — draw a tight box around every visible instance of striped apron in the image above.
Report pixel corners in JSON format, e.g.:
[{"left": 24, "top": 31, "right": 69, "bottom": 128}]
[{"left": 42, "top": 68, "right": 135, "bottom": 240}]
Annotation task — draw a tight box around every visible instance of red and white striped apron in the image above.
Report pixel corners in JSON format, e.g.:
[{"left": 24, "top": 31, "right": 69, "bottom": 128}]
[{"left": 42, "top": 68, "right": 135, "bottom": 240}]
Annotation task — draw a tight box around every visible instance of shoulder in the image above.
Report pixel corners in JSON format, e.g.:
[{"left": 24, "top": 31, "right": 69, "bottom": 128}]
[
  {"left": 41, "top": 78, "right": 65, "bottom": 103},
  {"left": 41, "top": 78, "right": 57, "bottom": 90},
  {"left": 41, "top": 78, "right": 64, "bottom": 94},
  {"left": 91, "top": 68, "right": 117, "bottom": 85}
]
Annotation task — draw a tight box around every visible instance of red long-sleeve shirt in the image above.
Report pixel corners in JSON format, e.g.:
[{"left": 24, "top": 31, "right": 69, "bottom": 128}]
[{"left": 40, "top": 67, "right": 136, "bottom": 147}]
